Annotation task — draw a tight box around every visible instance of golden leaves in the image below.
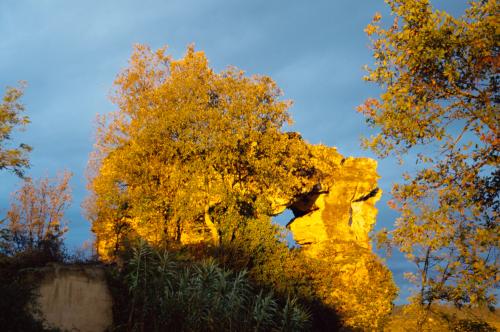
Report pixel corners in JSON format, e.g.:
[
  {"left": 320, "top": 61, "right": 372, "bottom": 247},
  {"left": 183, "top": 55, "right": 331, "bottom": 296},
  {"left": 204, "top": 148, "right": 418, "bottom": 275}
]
[
  {"left": 361, "top": 0, "right": 499, "bottom": 310},
  {"left": 0, "top": 83, "right": 31, "bottom": 177},
  {"left": 6, "top": 171, "right": 73, "bottom": 247},
  {"left": 87, "top": 44, "right": 317, "bottom": 259}
]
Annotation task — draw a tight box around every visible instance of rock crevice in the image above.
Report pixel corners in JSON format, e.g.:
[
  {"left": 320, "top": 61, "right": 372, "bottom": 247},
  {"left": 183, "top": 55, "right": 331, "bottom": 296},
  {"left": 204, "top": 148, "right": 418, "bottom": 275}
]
[{"left": 287, "top": 149, "right": 382, "bottom": 256}]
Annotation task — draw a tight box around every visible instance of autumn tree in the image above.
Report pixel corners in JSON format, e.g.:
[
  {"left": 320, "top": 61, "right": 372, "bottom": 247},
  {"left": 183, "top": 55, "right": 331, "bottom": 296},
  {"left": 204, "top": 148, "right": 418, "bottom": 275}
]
[
  {"left": 359, "top": 0, "right": 499, "bottom": 325},
  {"left": 87, "top": 45, "right": 319, "bottom": 260},
  {"left": 0, "top": 83, "right": 31, "bottom": 177},
  {"left": 86, "top": 44, "right": 399, "bottom": 329},
  {"left": 2, "top": 171, "right": 72, "bottom": 255}
]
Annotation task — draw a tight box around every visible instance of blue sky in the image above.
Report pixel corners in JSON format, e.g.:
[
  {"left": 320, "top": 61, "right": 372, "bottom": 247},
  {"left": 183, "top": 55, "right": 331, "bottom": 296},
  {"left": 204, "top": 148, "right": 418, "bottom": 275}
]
[{"left": 1, "top": 0, "right": 467, "bottom": 303}]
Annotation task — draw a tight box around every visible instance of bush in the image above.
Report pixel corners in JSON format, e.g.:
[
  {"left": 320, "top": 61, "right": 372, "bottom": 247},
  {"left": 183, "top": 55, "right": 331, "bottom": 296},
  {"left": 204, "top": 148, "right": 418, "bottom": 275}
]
[{"left": 449, "top": 318, "right": 496, "bottom": 332}]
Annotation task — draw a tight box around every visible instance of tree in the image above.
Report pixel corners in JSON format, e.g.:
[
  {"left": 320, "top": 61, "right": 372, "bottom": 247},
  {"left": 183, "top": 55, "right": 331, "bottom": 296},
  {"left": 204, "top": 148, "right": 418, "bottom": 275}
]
[
  {"left": 0, "top": 83, "right": 31, "bottom": 177},
  {"left": 86, "top": 45, "right": 319, "bottom": 260},
  {"left": 87, "top": 44, "right": 398, "bottom": 329},
  {"left": 359, "top": 0, "right": 498, "bottom": 326},
  {"left": 0, "top": 171, "right": 72, "bottom": 331},
  {"left": 2, "top": 171, "right": 72, "bottom": 255}
]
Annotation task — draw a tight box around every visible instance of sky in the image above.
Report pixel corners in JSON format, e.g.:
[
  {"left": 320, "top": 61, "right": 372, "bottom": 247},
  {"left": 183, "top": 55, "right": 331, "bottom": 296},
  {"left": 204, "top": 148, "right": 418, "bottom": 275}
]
[{"left": 1, "top": 0, "right": 467, "bottom": 303}]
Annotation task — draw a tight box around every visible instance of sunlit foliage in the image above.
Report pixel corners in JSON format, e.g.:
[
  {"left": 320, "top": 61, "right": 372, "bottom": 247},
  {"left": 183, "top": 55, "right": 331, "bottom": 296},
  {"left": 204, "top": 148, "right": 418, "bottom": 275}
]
[
  {"left": 86, "top": 44, "right": 318, "bottom": 260},
  {"left": 313, "top": 241, "right": 398, "bottom": 329},
  {"left": 87, "top": 44, "right": 397, "bottom": 329},
  {"left": 0, "top": 172, "right": 73, "bottom": 332},
  {"left": 360, "top": 0, "right": 499, "bottom": 326},
  {"left": 0, "top": 83, "right": 31, "bottom": 177},
  {"left": 2, "top": 171, "right": 72, "bottom": 257},
  {"left": 387, "top": 304, "right": 498, "bottom": 331}
]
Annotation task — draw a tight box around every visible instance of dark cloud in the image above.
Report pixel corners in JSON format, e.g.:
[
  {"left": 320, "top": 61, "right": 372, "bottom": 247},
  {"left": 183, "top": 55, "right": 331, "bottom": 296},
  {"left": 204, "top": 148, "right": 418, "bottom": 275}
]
[{"left": 1, "top": 0, "right": 467, "bottom": 303}]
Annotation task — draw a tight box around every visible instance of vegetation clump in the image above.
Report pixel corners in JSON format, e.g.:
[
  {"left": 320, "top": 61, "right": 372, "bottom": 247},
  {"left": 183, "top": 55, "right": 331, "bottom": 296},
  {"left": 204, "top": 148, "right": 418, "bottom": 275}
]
[
  {"left": 0, "top": 171, "right": 72, "bottom": 331},
  {"left": 0, "top": 83, "right": 31, "bottom": 177},
  {"left": 109, "top": 241, "right": 311, "bottom": 332},
  {"left": 86, "top": 44, "right": 397, "bottom": 330},
  {"left": 360, "top": 0, "right": 498, "bottom": 328}
]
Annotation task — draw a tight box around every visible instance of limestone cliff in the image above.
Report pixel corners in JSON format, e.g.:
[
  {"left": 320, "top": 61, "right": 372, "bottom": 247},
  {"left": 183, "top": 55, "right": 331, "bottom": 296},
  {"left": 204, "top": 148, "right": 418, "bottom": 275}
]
[
  {"left": 284, "top": 145, "right": 396, "bottom": 329},
  {"left": 287, "top": 147, "right": 382, "bottom": 257},
  {"left": 89, "top": 139, "right": 395, "bottom": 329}
]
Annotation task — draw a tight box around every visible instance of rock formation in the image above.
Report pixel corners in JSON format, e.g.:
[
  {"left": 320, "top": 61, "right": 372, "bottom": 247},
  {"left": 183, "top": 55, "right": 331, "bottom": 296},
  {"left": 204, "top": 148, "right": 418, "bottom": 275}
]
[
  {"left": 287, "top": 149, "right": 382, "bottom": 257},
  {"left": 88, "top": 140, "right": 395, "bottom": 329},
  {"left": 284, "top": 145, "right": 396, "bottom": 329}
]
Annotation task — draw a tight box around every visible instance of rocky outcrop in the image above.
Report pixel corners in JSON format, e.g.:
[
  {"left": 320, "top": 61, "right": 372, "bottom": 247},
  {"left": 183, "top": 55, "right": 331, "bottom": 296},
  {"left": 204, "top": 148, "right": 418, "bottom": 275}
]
[
  {"left": 287, "top": 150, "right": 382, "bottom": 257},
  {"left": 285, "top": 147, "right": 396, "bottom": 329}
]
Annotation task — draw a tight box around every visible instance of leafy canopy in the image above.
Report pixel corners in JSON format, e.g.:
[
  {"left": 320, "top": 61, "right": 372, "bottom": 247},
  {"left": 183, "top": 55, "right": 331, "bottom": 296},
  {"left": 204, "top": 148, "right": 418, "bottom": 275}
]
[
  {"left": 360, "top": 0, "right": 498, "bottom": 315},
  {"left": 0, "top": 83, "right": 31, "bottom": 177},
  {"left": 87, "top": 45, "right": 317, "bottom": 260},
  {"left": 2, "top": 171, "right": 72, "bottom": 256}
]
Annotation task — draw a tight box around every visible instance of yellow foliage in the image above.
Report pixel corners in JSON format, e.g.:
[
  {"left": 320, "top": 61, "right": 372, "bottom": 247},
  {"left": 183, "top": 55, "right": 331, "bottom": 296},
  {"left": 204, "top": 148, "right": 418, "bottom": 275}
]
[
  {"left": 87, "top": 44, "right": 319, "bottom": 260},
  {"left": 85, "top": 44, "right": 398, "bottom": 329},
  {"left": 361, "top": 0, "right": 499, "bottom": 312}
]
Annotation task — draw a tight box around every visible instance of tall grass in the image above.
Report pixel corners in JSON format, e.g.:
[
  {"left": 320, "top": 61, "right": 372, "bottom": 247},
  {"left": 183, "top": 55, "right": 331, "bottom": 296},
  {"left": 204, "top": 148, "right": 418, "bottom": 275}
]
[{"left": 111, "top": 241, "right": 310, "bottom": 331}]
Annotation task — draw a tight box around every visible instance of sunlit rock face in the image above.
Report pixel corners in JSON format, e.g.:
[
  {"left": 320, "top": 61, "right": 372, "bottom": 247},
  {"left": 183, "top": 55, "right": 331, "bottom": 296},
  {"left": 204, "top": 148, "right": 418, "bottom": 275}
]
[
  {"left": 286, "top": 148, "right": 396, "bottom": 329},
  {"left": 288, "top": 154, "right": 382, "bottom": 257}
]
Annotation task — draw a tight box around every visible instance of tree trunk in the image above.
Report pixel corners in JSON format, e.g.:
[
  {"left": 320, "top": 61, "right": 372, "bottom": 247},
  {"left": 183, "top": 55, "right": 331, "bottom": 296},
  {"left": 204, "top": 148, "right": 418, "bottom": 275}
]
[{"left": 204, "top": 204, "right": 219, "bottom": 245}]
